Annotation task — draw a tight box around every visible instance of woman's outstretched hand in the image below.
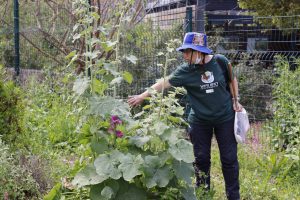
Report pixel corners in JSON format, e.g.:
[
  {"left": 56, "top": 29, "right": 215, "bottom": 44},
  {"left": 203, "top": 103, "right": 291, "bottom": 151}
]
[{"left": 127, "top": 95, "right": 144, "bottom": 107}]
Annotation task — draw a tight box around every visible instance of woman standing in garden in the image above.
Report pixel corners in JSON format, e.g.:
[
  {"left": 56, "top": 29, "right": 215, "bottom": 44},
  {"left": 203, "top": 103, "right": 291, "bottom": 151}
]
[{"left": 128, "top": 32, "right": 243, "bottom": 200}]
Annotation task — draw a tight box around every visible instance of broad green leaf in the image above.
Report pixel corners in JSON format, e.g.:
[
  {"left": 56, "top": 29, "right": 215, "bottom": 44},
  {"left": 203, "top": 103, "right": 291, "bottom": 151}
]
[
  {"left": 110, "top": 77, "right": 123, "bottom": 85},
  {"left": 160, "top": 128, "right": 181, "bottom": 145},
  {"left": 142, "top": 155, "right": 173, "bottom": 188},
  {"left": 114, "top": 180, "right": 147, "bottom": 200},
  {"left": 125, "top": 55, "right": 138, "bottom": 64},
  {"left": 90, "top": 180, "right": 119, "bottom": 200},
  {"left": 181, "top": 186, "right": 197, "bottom": 200},
  {"left": 151, "top": 121, "right": 169, "bottom": 135},
  {"left": 143, "top": 165, "right": 173, "bottom": 188},
  {"left": 72, "top": 164, "right": 106, "bottom": 187},
  {"left": 73, "top": 77, "right": 90, "bottom": 96},
  {"left": 122, "top": 71, "right": 133, "bottom": 84},
  {"left": 94, "top": 152, "right": 122, "bottom": 180},
  {"left": 101, "top": 186, "right": 114, "bottom": 199},
  {"left": 89, "top": 96, "right": 130, "bottom": 118},
  {"left": 91, "top": 137, "right": 109, "bottom": 154},
  {"left": 172, "top": 160, "right": 194, "bottom": 185},
  {"left": 118, "top": 154, "right": 144, "bottom": 181},
  {"left": 129, "top": 136, "right": 150, "bottom": 148},
  {"left": 65, "top": 50, "right": 76, "bottom": 60},
  {"left": 144, "top": 154, "right": 169, "bottom": 168},
  {"left": 103, "top": 63, "right": 119, "bottom": 76},
  {"left": 169, "top": 139, "right": 194, "bottom": 163},
  {"left": 92, "top": 78, "right": 108, "bottom": 95}
]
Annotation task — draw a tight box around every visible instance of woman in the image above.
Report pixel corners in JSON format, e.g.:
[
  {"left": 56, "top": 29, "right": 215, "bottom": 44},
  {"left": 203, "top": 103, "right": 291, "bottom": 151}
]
[{"left": 128, "top": 32, "right": 242, "bottom": 200}]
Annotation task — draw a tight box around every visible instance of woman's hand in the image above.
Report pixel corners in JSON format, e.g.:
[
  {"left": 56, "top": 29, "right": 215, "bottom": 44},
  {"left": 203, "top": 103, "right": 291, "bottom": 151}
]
[
  {"left": 233, "top": 100, "right": 243, "bottom": 112},
  {"left": 127, "top": 95, "right": 144, "bottom": 107}
]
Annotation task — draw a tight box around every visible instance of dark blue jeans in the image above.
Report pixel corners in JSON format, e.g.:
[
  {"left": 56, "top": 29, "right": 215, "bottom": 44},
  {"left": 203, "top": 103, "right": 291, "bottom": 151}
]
[{"left": 189, "top": 118, "right": 240, "bottom": 200}]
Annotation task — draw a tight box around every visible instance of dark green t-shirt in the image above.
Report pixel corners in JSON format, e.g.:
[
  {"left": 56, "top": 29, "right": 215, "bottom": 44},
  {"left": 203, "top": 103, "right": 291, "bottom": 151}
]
[{"left": 168, "top": 54, "right": 234, "bottom": 124}]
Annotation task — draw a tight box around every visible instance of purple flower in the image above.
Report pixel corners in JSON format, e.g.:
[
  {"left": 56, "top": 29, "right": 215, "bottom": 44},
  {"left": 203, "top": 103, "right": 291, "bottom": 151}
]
[
  {"left": 111, "top": 115, "right": 122, "bottom": 125},
  {"left": 115, "top": 130, "right": 124, "bottom": 138}
]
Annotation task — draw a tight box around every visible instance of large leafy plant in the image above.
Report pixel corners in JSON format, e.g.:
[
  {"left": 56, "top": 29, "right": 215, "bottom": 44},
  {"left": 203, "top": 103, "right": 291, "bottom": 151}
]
[
  {"left": 71, "top": 39, "right": 196, "bottom": 200},
  {"left": 45, "top": 0, "right": 196, "bottom": 199}
]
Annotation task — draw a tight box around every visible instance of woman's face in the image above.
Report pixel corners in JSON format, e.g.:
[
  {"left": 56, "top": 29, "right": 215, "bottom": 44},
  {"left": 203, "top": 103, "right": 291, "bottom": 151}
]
[
  {"left": 182, "top": 48, "right": 202, "bottom": 64},
  {"left": 182, "top": 48, "right": 193, "bottom": 62}
]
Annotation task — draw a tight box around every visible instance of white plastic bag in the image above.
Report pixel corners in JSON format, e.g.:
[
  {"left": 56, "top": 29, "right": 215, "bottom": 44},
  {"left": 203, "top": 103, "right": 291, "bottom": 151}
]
[{"left": 234, "top": 108, "right": 250, "bottom": 143}]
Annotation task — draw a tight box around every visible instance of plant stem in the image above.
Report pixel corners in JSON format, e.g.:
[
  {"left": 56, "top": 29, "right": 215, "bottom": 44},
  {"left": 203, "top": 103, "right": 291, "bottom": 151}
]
[{"left": 158, "top": 52, "right": 169, "bottom": 118}]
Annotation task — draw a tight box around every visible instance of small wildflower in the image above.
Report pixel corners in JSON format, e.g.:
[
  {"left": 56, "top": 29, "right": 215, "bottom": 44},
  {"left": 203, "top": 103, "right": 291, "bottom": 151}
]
[
  {"left": 116, "top": 130, "right": 124, "bottom": 138},
  {"left": 111, "top": 115, "right": 122, "bottom": 125}
]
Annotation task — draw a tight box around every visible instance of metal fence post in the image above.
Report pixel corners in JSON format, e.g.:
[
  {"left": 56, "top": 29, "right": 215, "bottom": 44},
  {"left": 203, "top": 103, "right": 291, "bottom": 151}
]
[
  {"left": 185, "top": 6, "right": 193, "bottom": 32},
  {"left": 87, "top": 0, "right": 91, "bottom": 78},
  {"left": 13, "top": 0, "right": 20, "bottom": 76},
  {"left": 196, "top": 0, "right": 206, "bottom": 32}
]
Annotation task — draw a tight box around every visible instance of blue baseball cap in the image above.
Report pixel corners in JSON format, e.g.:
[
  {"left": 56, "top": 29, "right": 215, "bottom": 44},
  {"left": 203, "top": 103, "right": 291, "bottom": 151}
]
[{"left": 176, "top": 32, "right": 213, "bottom": 54}]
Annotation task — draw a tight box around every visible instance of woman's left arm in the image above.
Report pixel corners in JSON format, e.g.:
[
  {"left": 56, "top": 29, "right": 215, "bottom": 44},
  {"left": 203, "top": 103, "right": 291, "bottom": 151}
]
[{"left": 231, "top": 77, "right": 243, "bottom": 112}]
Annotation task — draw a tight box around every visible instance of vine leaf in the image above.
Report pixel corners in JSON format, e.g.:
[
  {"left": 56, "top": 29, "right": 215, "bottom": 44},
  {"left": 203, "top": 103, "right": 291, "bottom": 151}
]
[
  {"left": 118, "top": 154, "right": 144, "bottom": 181},
  {"left": 91, "top": 137, "right": 109, "bottom": 155},
  {"left": 115, "top": 180, "right": 147, "bottom": 200},
  {"left": 172, "top": 159, "right": 194, "bottom": 185},
  {"left": 151, "top": 121, "right": 169, "bottom": 135},
  {"left": 142, "top": 155, "right": 173, "bottom": 188},
  {"left": 129, "top": 136, "right": 150, "bottom": 148},
  {"left": 169, "top": 139, "right": 194, "bottom": 163},
  {"left": 72, "top": 164, "right": 106, "bottom": 187},
  {"left": 160, "top": 127, "right": 181, "bottom": 145},
  {"left": 94, "top": 151, "right": 123, "bottom": 180},
  {"left": 143, "top": 165, "right": 173, "bottom": 188},
  {"left": 90, "top": 180, "right": 120, "bottom": 200},
  {"left": 122, "top": 71, "right": 133, "bottom": 84},
  {"left": 73, "top": 77, "right": 90, "bottom": 96},
  {"left": 89, "top": 96, "right": 130, "bottom": 118},
  {"left": 181, "top": 186, "right": 197, "bottom": 200}
]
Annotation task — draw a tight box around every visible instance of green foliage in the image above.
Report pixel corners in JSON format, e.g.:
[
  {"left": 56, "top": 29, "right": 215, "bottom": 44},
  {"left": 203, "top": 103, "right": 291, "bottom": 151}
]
[
  {"left": 0, "top": 65, "right": 25, "bottom": 145},
  {"left": 271, "top": 56, "right": 300, "bottom": 160},
  {"left": 238, "top": 0, "right": 300, "bottom": 29},
  {"left": 234, "top": 54, "right": 273, "bottom": 120},
  {"left": 237, "top": 146, "right": 300, "bottom": 200},
  {"left": 66, "top": 14, "right": 196, "bottom": 197},
  {"left": 256, "top": 152, "right": 293, "bottom": 184},
  {"left": 0, "top": 139, "right": 41, "bottom": 199},
  {"left": 23, "top": 79, "right": 83, "bottom": 151}
]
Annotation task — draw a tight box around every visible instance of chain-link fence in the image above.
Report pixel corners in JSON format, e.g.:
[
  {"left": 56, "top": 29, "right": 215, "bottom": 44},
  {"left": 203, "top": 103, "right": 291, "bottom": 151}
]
[{"left": 1, "top": 1, "right": 299, "bottom": 142}]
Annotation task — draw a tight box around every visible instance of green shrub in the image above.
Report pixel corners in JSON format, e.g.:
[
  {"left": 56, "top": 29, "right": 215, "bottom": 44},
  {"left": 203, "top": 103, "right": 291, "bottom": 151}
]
[
  {"left": 271, "top": 56, "right": 300, "bottom": 160},
  {"left": 0, "top": 138, "right": 41, "bottom": 199},
  {"left": 0, "top": 65, "right": 25, "bottom": 145}
]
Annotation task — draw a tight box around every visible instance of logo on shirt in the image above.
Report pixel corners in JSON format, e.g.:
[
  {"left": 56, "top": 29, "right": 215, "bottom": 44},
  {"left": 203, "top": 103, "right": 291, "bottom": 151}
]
[{"left": 201, "top": 71, "right": 214, "bottom": 83}]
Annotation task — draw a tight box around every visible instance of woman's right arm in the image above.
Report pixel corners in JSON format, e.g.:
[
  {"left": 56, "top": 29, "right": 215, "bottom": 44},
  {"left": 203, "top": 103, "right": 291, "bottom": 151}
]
[{"left": 127, "top": 78, "right": 172, "bottom": 107}]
